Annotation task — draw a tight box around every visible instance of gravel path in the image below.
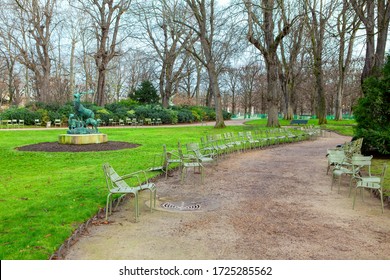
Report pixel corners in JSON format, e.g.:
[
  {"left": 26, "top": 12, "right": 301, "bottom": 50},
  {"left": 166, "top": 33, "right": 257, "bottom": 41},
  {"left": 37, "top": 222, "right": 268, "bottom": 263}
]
[{"left": 64, "top": 132, "right": 390, "bottom": 260}]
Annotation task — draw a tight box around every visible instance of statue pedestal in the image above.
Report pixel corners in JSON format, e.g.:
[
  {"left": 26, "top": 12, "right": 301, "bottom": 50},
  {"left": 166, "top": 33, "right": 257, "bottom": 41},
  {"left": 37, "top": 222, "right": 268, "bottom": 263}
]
[{"left": 58, "top": 134, "right": 108, "bottom": 145}]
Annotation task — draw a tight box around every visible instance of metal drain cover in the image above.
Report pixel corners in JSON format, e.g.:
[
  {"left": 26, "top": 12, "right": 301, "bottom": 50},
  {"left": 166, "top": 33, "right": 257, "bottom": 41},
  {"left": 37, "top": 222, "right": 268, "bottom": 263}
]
[{"left": 160, "top": 201, "right": 202, "bottom": 211}]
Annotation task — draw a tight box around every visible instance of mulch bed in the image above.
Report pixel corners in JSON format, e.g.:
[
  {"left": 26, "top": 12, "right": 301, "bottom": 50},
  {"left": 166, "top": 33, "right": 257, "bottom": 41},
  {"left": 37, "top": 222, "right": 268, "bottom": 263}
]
[{"left": 16, "top": 141, "right": 139, "bottom": 152}]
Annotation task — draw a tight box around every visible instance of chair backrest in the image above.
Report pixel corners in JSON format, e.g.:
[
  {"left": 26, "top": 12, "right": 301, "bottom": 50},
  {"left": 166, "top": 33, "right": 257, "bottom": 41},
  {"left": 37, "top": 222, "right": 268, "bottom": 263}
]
[
  {"left": 238, "top": 132, "right": 246, "bottom": 139},
  {"left": 162, "top": 144, "right": 169, "bottom": 164},
  {"left": 246, "top": 131, "right": 254, "bottom": 139},
  {"left": 200, "top": 137, "right": 210, "bottom": 149},
  {"left": 328, "top": 153, "right": 346, "bottom": 165},
  {"left": 177, "top": 142, "right": 184, "bottom": 160},
  {"left": 351, "top": 155, "right": 373, "bottom": 176},
  {"left": 327, "top": 149, "right": 344, "bottom": 156},
  {"left": 103, "top": 163, "right": 128, "bottom": 191},
  {"left": 353, "top": 138, "right": 363, "bottom": 154},
  {"left": 186, "top": 142, "right": 199, "bottom": 152}
]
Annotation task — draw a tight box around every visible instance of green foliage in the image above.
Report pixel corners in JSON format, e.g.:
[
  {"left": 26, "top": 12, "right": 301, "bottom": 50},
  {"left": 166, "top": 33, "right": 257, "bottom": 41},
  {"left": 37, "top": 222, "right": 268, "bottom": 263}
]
[
  {"left": 353, "top": 56, "right": 390, "bottom": 155},
  {"left": 133, "top": 104, "right": 176, "bottom": 124},
  {"left": 177, "top": 108, "right": 195, "bottom": 123},
  {"left": 0, "top": 106, "right": 37, "bottom": 125},
  {"left": 223, "top": 110, "right": 232, "bottom": 120},
  {"left": 1, "top": 99, "right": 231, "bottom": 126},
  {"left": 36, "top": 109, "right": 50, "bottom": 124},
  {"left": 131, "top": 80, "right": 159, "bottom": 104},
  {"left": 117, "top": 98, "right": 138, "bottom": 107},
  {"left": 95, "top": 108, "right": 111, "bottom": 124}
]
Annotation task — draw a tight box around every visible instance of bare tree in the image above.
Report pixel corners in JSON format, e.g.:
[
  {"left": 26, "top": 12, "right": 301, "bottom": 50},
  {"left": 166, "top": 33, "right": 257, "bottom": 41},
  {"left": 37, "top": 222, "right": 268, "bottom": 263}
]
[
  {"left": 303, "top": 0, "right": 336, "bottom": 125},
  {"left": 349, "top": 0, "right": 390, "bottom": 81},
  {"left": 134, "top": 0, "right": 194, "bottom": 108},
  {"left": 184, "top": 0, "right": 226, "bottom": 128},
  {"left": 0, "top": 40, "right": 17, "bottom": 105},
  {"left": 334, "top": 1, "right": 360, "bottom": 120},
  {"left": 223, "top": 66, "right": 240, "bottom": 115},
  {"left": 0, "top": 0, "right": 58, "bottom": 103},
  {"left": 239, "top": 63, "right": 261, "bottom": 117},
  {"left": 179, "top": 57, "right": 203, "bottom": 103},
  {"left": 71, "top": 0, "right": 131, "bottom": 106},
  {"left": 279, "top": 13, "right": 305, "bottom": 120},
  {"left": 125, "top": 49, "right": 156, "bottom": 97},
  {"left": 76, "top": 17, "right": 96, "bottom": 93},
  {"left": 244, "top": 0, "right": 293, "bottom": 127}
]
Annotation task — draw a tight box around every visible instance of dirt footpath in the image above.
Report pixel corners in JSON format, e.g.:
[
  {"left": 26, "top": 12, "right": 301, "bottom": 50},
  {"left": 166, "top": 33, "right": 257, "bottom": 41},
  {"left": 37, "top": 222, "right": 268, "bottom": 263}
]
[{"left": 65, "top": 132, "right": 390, "bottom": 260}]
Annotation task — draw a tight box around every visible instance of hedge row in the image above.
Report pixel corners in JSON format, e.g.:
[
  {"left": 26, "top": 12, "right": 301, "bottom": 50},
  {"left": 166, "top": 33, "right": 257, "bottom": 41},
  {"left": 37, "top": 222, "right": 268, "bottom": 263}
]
[{"left": 0, "top": 101, "right": 231, "bottom": 126}]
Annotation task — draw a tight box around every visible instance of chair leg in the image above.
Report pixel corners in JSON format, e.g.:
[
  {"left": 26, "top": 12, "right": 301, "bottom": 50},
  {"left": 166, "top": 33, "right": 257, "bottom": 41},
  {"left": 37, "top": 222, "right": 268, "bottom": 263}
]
[
  {"left": 148, "top": 185, "right": 157, "bottom": 212},
  {"left": 331, "top": 174, "right": 336, "bottom": 190},
  {"left": 164, "top": 164, "right": 169, "bottom": 179},
  {"left": 134, "top": 193, "right": 139, "bottom": 222},
  {"left": 106, "top": 193, "right": 112, "bottom": 220},
  {"left": 181, "top": 166, "right": 186, "bottom": 184}
]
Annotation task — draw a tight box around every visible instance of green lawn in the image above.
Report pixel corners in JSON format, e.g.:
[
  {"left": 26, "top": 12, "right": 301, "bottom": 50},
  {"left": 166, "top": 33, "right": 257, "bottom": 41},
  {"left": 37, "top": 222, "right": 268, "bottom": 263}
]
[
  {"left": 0, "top": 125, "right": 248, "bottom": 259},
  {"left": 245, "top": 118, "right": 357, "bottom": 136},
  {"left": 0, "top": 121, "right": 388, "bottom": 259}
]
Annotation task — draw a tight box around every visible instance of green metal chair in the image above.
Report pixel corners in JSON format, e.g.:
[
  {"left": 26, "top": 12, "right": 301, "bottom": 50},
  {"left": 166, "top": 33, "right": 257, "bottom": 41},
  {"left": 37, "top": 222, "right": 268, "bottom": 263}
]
[
  {"left": 186, "top": 142, "right": 215, "bottom": 164},
  {"left": 34, "top": 119, "right": 42, "bottom": 127},
  {"left": 245, "top": 131, "right": 261, "bottom": 149},
  {"left": 11, "top": 119, "right": 18, "bottom": 128},
  {"left": 102, "top": 163, "right": 156, "bottom": 222},
  {"left": 353, "top": 164, "right": 387, "bottom": 213},
  {"left": 54, "top": 119, "right": 62, "bottom": 127},
  {"left": 131, "top": 118, "right": 138, "bottom": 126},
  {"left": 332, "top": 155, "right": 372, "bottom": 194},
  {"left": 237, "top": 132, "right": 251, "bottom": 150},
  {"left": 200, "top": 136, "right": 217, "bottom": 155},
  {"left": 162, "top": 144, "right": 182, "bottom": 179},
  {"left": 326, "top": 149, "right": 345, "bottom": 175},
  {"left": 178, "top": 142, "right": 204, "bottom": 184},
  {"left": 223, "top": 132, "right": 241, "bottom": 153},
  {"left": 126, "top": 117, "right": 132, "bottom": 125}
]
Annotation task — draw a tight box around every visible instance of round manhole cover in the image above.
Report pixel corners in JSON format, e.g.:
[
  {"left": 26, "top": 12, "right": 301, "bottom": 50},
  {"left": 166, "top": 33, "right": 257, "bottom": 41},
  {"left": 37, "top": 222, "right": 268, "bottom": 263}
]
[{"left": 160, "top": 201, "right": 202, "bottom": 211}]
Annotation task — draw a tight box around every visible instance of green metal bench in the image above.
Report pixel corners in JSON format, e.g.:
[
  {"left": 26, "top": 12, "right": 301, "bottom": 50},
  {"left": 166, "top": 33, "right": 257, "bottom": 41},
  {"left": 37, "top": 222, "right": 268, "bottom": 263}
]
[{"left": 290, "top": 119, "right": 308, "bottom": 125}]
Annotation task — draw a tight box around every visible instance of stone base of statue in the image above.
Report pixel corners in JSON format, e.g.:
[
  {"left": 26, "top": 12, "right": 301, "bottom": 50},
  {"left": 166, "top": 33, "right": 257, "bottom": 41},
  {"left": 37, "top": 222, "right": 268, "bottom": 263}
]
[{"left": 58, "top": 133, "right": 108, "bottom": 145}]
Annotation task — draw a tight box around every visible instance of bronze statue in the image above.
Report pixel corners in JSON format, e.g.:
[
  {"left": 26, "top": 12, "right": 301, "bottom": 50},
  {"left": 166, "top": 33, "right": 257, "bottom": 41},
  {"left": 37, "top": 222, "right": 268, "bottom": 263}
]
[{"left": 67, "top": 90, "right": 100, "bottom": 134}]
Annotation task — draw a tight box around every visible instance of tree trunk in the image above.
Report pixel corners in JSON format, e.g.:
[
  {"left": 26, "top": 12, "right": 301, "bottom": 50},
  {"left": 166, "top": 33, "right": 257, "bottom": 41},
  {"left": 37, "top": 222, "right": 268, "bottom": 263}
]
[
  {"left": 314, "top": 56, "right": 326, "bottom": 124},
  {"left": 209, "top": 68, "right": 225, "bottom": 128},
  {"left": 374, "top": 0, "right": 390, "bottom": 72},
  {"left": 159, "top": 63, "right": 167, "bottom": 107},
  {"left": 351, "top": 0, "right": 390, "bottom": 81},
  {"left": 266, "top": 57, "right": 281, "bottom": 127},
  {"left": 335, "top": 74, "right": 344, "bottom": 120},
  {"left": 69, "top": 37, "right": 76, "bottom": 98},
  {"left": 96, "top": 68, "right": 106, "bottom": 106}
]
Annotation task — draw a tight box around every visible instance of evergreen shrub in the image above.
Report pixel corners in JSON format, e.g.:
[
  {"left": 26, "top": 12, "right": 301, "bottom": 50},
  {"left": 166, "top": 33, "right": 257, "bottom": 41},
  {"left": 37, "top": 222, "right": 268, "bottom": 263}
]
[{"left": 353, "top": 56, "right": 390, "bottom": 155}]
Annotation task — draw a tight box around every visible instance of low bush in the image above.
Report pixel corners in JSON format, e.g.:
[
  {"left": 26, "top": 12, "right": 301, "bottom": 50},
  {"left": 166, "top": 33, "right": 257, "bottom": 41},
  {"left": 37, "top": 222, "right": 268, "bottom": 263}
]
[
  {"left": 353, "top": 56, "right": 390, "bottom": 155},
  {"left": 1, "top": 101, "right": 231, "bottom": 126}
]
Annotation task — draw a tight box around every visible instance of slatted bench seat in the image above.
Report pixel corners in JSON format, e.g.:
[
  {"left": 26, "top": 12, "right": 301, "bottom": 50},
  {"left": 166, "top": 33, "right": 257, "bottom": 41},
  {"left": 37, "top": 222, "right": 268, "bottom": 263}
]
[{"left": 290, "top": 119, "right": 308, "bottom": 125}]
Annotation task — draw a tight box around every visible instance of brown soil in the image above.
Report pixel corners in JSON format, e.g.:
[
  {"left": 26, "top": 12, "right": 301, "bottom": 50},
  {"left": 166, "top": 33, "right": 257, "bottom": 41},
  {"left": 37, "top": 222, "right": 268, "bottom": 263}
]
[
  {"left": 63, "top": 132, "right": 390, "bottom": 260},
  {"left": 16, "top": 141, "right": 139, "bottom": 152}
]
